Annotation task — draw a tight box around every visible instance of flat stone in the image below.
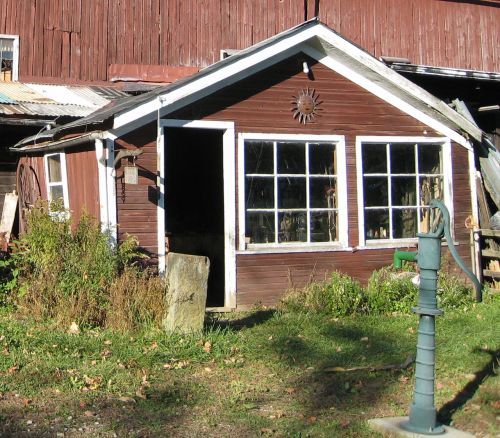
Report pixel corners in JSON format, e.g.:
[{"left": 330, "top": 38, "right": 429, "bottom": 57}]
[
  {"left": 163, "top": 252, "right": 210, "bottom": 334},
  {"left": 368, "top": 417, "right": 475, "bottom": 438}
]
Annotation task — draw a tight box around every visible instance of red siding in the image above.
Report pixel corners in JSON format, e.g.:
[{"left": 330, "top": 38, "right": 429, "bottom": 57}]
[
  {"left": 148, "top": 55, "right": 473, "bottom": 306},
  {"left": 0, "top": 0, "right": 498, "bottom": 84},
  {"left": 115, "top": 125, "right": 159, "bottom": 257}
]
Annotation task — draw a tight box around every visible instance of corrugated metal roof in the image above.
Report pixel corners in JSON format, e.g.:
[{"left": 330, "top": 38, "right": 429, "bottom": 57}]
[{"left": 0, "top": 82, "right": 128, "bottom": 118}]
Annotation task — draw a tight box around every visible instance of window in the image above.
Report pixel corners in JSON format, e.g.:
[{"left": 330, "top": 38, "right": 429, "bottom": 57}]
[
  {"left": 44, "top": 153, "right": 69, "bottom": 210},
  {"left": 0, "top": 35, "right": 19, "bottom": 81},
  {"left": 240, "top": 134, "right": 347, "bottom": 249},
  {"left": 357, "top": 137, "right": 452, "bottom": 245}
]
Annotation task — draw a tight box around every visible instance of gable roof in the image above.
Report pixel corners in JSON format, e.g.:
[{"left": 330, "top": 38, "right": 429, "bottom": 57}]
[{"left": 13, "top": 18, "right": 482, "bottom": 152}]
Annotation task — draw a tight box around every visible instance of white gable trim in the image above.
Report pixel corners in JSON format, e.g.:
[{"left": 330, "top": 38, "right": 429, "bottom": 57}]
[
  {"left": 113, "top": 27, "right": 321, "bottom": 130},
  {"left": 302, "top": 46, "right": 471, "bottom": 150},
  {"left": 110, "top": 22, "right": 476, "bottom": 150}
]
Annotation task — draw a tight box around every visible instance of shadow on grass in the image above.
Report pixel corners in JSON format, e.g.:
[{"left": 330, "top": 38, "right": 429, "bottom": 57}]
[
  {"left": 0, "top": 381, "right": 205, "bottom": 438},
  {"left": 205, "top": 309, "right": 276, "bottom": 331},
  {"left": 438, "top": 347, "right": 500, "bottom": 425}
]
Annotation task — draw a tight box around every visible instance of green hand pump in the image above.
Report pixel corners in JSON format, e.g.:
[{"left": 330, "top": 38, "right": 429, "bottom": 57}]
[{"left": 394, "top": 199, "right": 481, "bottom": 435}]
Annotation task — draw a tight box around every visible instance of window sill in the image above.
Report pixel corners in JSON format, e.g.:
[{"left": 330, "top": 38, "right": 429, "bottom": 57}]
[
  {"left": 237, "top": 244, "right": 353, "bottom": 255},
  {"left": 357, "top": 239, "right": 459, "bottom": 250}
]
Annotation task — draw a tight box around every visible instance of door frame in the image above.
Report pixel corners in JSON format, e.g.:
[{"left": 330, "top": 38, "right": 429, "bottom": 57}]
[{"left": 158, "top": 119, "right": 236, "bottom": 308}]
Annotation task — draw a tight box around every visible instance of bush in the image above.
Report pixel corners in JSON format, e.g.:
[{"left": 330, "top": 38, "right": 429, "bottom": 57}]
[
  {"left": 106, "top": 267, "right": 166, "bottom": 331},
  {"left": 366, "top": 266, "right": 418, "bottom": 314},
  {"left": 11, "top": 202, "right": 151, "bottom": 328},
  {"left": 280, "top": 271, "right": 366, "bottom": 317}
]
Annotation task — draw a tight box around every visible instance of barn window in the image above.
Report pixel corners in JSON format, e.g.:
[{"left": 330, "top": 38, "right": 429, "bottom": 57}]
[
  {"left": 44, "top": 152, "right": 70, "bottom": 211},
  {"left": 0, "top": 35, "right": 19, "bottom": 81},
  {"left": 356, "top": 137, "right": 452, "bottom": 246},
  {"left": 240, "top": 134, "right": 348, "bottom": 250}
]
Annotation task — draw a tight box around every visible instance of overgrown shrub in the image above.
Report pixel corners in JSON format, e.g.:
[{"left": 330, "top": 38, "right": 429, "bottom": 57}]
[
  {"left": 0, "top": 253, "right": 18, "bottom": 308},
  {"left": 366, "top": 266, "right": 418, "bottom": 314},
  {"left": 280, "top": 271, "right": 366, "bottom": 316},
  {"left": 11, "top": 202, "right": 158, "bottom": 328},
  {"left": 106, "top": 267, "right": 166, "bottom": 331},
  {"left": 281, "top": 260, "right": 478, "bottom": 317}
]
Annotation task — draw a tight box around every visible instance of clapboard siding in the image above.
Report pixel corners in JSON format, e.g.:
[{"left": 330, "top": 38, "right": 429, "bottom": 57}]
[
  {"left": 0, "top": 0, "right": 497, "bottom": 84},
  {"left": 169, "top": 55, "right": 474, "bottom": 306},
  {"left": 115, "top": 124, "right": 158, "bottom": 257}
]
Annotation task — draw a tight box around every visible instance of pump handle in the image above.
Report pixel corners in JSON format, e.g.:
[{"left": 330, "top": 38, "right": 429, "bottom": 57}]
[{"left": 430, "top": 200, "right": 482, "bottom": 301}]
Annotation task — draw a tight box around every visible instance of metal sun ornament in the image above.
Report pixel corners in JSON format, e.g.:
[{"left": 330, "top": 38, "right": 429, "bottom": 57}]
[{"left": 292, "top": 87, "right": 320, "bottom": 124}]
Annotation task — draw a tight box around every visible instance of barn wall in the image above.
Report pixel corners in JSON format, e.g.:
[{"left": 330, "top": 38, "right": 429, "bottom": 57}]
[
  {"left": 171, "top": 54, "right": 474, "bottom": 306},
  {"left": 0, "top": 0, "right": 498, "bottom": 84}
]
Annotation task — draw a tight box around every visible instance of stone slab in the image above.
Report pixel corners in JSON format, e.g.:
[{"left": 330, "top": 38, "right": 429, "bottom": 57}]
[
  {"left": 368, "top": 417, "right": 475, "bottom": 438},
  {"left": 163, "top": 252, "right": 210, "bottom": 334}
]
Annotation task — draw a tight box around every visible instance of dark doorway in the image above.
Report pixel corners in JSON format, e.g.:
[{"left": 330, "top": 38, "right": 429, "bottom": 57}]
[{"left": 164, "top": 128, "right": 225, "bottom": 307}]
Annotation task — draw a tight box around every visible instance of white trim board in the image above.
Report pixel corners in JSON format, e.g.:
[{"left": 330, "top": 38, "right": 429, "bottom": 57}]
[
  {"left": 107, "top": 22, "right": 478, "bottom": 148},
  {"left": 159, "top": 120, "right": 236, "bottom": 309}
]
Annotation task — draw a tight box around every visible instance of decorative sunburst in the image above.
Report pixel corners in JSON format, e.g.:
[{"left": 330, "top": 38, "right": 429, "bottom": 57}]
[{"left": 291, "top": 87, "right": 321, "bottom": 124}]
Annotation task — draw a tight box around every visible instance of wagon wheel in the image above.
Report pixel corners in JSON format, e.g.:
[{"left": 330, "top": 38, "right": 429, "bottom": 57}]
[{"left": 17, "top": 163, "right": 41, "bottom": 234}]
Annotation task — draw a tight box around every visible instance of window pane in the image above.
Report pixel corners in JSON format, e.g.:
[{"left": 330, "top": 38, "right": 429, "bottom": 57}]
[
  {"left": 50, "top": 185, "right": 64, "bottom": 203},
  {"left": 246, "top": 212, "right": 275, "bottom": 244},
  {"left": 278, "top": 177, "right": 306, "bottom": 208},
  {"left": 419, "top": 176, "right": 443, "bottom": 206},
  {"left": 278, "top": 212, "right": 307, "bottom": 243},
  {"left": 277, "top": 142, "right": 305, "bottom": 174},
  {"left": 364, "top": 176, "right": 388, "bottom": 207},
  {"left": 390, "top": 144, "right": 415, "bottom": 173},
  {"left": 362, "top": 144, "right": 386, "bottom": 173},
  {"left": 0, "top": 39, "right": 13, "bottom": 51},
  {"left": 245, "top": 176, "right": 274, "bottom": 209},
  {"left": 310, "top": 211, "right": 337, "bottom": 242},
  {"left": 47, "top": 154, "right": 62, "bottom": 183},
  {"left": 309, "top": 143, "right": 336, "bottom": 175},
  {"left": 365, "top": 209, "right": 389, "bottom": 239},
  {"left": 245, "top": 141, "right": 273, "bottom": 174},
  {"left": 418, "top": 145, "right": 441, "bottom": 174},
  {"left": 310, "top": 177, "right": 336, "bottom": 208},
  {"left": 393, "top": 208, "right": 417, "bottom": 238},
  {"left": 391, "top": 177, "right": 416, "bottom": 206}
]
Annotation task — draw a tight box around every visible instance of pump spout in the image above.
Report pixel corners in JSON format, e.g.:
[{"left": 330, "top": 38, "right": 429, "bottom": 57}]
[{"left": 394, "top": 250, "right": 417, "bottom": 269}]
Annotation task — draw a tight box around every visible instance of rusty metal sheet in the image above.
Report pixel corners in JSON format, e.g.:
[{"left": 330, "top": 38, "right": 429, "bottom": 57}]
[{"left": 0, "top": 82, "right": 53, "bottom": 104}]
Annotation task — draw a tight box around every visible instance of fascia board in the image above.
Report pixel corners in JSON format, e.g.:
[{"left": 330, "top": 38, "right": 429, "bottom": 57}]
[
  {"left": 314, "top": 26, "right": 483, "bottom": 142},
  {"left": 113, "top": 26, "right": 321, "bottom": 129}
]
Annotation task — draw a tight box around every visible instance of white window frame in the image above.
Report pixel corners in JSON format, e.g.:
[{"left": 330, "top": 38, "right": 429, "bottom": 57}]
[
  {"left": 238, "top": 133, "right": 349, "bottom": 253},
  {"left": 0, "top": 34, "right": 19, "bottom": 81},
  {"left": 44, "top": 152, "right": 70, "bottom": 211},
  {"left": 356, "top": 136, "right": 453, "bottom": 248}
]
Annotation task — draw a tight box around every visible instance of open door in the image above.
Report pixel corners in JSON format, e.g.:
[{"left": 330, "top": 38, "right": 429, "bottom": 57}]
[{"left": 164, "top": 127, "right": 226, "bottom": 307}]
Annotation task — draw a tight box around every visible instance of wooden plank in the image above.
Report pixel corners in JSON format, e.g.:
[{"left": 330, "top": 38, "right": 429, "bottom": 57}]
[
  {"left": 482, "top": 250, "right": 500, "bottom": 258},
  {"left": 479, "top": 229, "right": 500, "bottom": 238},
  {"left": 483, "top": 270, "right": 500, "bottom": 279}
]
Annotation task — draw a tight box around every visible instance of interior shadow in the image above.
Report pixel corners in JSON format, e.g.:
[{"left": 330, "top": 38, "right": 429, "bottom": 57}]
[{"left": 438, "top": 347, "right": 499, "bottom": 425}]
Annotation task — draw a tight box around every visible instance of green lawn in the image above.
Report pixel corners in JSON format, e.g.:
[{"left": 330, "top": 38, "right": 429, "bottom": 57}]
[{"left": 0, "top": 302, "right": 498, "bottom": 437}]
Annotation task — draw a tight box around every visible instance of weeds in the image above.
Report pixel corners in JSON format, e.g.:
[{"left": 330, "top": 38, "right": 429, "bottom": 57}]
[
  {"left": 281, "top": 262, "right": 478, "bottom": 316},
  {"left": 6, "top": 202, "right": 164, "bottom": 330}
]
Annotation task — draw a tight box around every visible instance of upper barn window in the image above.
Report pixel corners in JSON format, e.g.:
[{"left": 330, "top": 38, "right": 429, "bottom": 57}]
[
  {"left": 239, "top": 134, "right": 348, "bottom": 250},
  {"left": 0, "top": 35, "right": 19, "bottom": 81},
  {"left": 356, "top": 137, "right": 453, "bottom": 246}
]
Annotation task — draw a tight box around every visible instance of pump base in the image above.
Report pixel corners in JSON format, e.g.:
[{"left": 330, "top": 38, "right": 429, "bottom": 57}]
[{"left": 368, "top": 417, "right": 475, "bottom": 437}]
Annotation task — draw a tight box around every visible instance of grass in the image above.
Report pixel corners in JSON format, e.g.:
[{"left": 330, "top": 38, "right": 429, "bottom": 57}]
[{"left": 0, "top": 302, "right": 498, "bottom": 437}]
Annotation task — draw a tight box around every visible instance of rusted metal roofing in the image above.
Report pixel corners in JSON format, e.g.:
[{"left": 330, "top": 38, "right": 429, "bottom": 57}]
[{"left": 0, "top": 82, "right": 128, "bottom": 118}]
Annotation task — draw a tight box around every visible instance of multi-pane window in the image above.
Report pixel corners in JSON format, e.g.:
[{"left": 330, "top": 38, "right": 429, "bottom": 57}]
[
  {"left": 360, "top": 141, "right": 447, "bottom": 241},
  {"left": 44, "top": 153, "right": 69, "bottom": 210},
  {"left": 244, "top": 139, "right": 343, "bottom": 246},
  {"left": 0, "top": 35, "right": 18, "bottom": 81}
]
